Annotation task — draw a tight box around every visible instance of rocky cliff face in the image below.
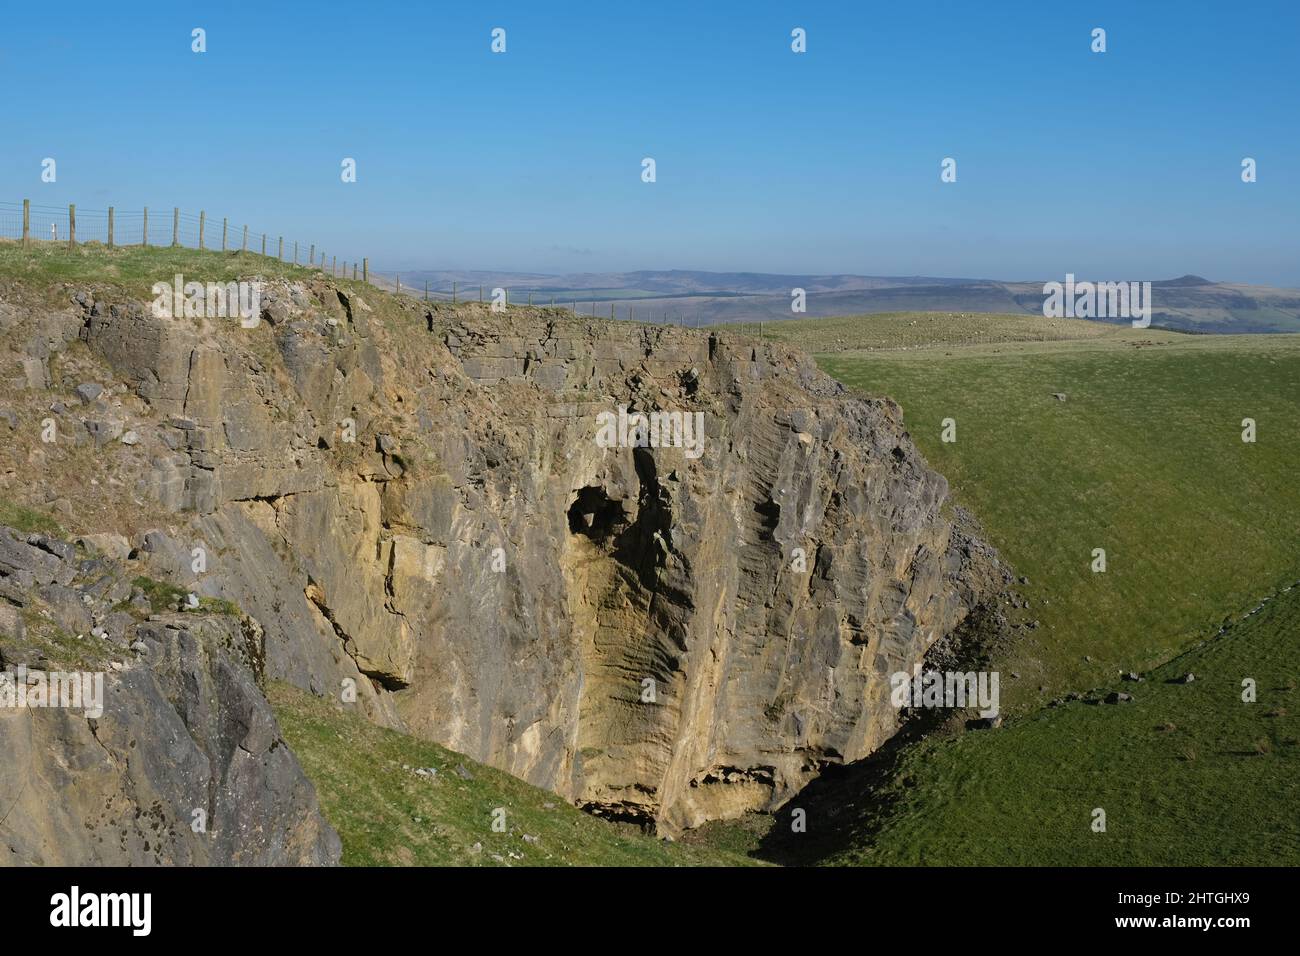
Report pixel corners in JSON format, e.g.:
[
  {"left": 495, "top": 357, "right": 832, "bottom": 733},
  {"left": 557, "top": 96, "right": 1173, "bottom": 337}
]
[
  {"left": 0, "top": 275, "right": 1002, "bottom": 841},
  {"left": 0, "top": 527, "right": 340, "bottom": 865}
]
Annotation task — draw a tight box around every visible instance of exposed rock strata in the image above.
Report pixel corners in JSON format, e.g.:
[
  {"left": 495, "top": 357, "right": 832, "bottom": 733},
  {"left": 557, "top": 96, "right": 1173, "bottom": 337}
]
[
  {"left": 0, "top": 526, "right": 340, "bottom": 865},
  {"left": 0, "top": 277, "right": 1003, "bottom": 836}
]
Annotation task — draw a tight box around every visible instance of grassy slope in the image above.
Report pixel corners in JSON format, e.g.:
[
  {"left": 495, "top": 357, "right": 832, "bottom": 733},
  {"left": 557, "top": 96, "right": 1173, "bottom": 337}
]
[
  {"left": 726, "top": 313, "right": 1300, "bottom": 866},
  {"left": 0, "top": 240, "right": 336, "bottom": 293},
  {"left": 823, "top": 584, "right": 1300, "bottom": 866},
  {"left": 270, "top": 683, "right": 760, "bottom": 867},
  {"left": 818, "top": 330, "right": 1300, "bottom": 705}
]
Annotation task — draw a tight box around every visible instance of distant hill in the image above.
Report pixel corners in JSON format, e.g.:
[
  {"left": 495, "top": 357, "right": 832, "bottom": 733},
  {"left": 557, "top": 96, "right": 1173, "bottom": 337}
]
[{"left": 377, "top": 269, "right": 1300, "bottom": 334}]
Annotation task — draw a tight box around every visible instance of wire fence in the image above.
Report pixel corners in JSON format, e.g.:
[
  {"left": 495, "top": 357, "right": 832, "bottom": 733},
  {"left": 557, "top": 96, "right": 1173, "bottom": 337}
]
[
  {"left": 0, "top": 199, "right": 368, "bottom": 281},
  {"left": 0, "top": 199, "right": 724, "bottom": 331},
  {"left": 378, "top": 276, "right": 712, "bottom": 327}
]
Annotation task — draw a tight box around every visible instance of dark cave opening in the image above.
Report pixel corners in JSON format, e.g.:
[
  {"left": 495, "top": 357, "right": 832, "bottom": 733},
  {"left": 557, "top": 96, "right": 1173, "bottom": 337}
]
[{"left": 567, "top": 486, "right": 628, "bottom": 541}]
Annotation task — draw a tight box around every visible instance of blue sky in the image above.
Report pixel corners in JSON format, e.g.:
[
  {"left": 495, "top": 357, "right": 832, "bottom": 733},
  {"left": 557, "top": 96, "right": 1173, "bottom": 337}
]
[{"left": 3, "top": 1, "right": 1297, "bottom": 284}]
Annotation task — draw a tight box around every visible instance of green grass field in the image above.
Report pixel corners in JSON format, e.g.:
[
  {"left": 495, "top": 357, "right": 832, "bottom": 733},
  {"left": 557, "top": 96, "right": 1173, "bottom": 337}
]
[
  {"left": 0, "top": 239, "right": 345, "bottom": 302},
  {"left": 813, "top": 325, "right": 1300, "bottom": 706},
  {"left": 760, "top": 310, "right": 1127, "bottom": 353},
  {"left": 814, "top": 583, "right": 1300, "bottom": 866},
  {"left": 269, "top": 683, "right": 760, "bottom": 867}
]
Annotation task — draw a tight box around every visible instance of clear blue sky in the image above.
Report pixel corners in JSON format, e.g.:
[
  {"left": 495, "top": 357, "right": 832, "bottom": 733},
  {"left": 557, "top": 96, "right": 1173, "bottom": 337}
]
[{"left": 4, "top": 1, "right": 1297, "bottom": 284}]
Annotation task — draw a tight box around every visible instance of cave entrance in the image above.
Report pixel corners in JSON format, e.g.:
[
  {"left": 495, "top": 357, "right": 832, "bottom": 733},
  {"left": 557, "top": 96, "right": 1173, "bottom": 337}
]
[{"left": 567, "top": 486, "right": 628, "bottom": 542}]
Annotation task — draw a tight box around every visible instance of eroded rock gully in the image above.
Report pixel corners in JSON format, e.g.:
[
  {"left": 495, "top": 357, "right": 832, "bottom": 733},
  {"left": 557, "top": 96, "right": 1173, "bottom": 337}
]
[{"left": 0, "top": 277, "right": 1004, "bottom": 840}]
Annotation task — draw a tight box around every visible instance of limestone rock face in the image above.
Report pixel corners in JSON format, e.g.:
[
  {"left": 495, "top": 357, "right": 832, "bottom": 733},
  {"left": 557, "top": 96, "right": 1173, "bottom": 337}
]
[
  {"left": 0, "top": 278, "right": 1003, "bottom": 835},
  {"left": 0, "top": 528, "right": 340, "bottom": 865}
]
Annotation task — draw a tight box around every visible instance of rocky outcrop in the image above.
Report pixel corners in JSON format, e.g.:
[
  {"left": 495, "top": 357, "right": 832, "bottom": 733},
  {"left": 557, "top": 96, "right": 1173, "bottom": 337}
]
[
  {"left": 0, "top": 275, "right": 1003, "bottom": 836},
  {"left": 0, "top": 526, "right": 340, "bottom": 865}
]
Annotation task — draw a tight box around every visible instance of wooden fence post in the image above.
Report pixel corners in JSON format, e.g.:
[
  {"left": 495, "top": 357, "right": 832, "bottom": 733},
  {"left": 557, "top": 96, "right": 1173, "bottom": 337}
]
[
  {"left": 278, "top": 237, "right": 283, "bottom": 260},
  {"left": 293, "top": 241, "right": 298, "bottom": 264},
  {"left": 222, "top": 218, "right": 228, "bottom": 251},
  {"left": 172, "top": 207, "right": 179, "bottom": 247},
  {"left": 424, "top": 280, "right": 428, "bottom": 302},
  {"left": 332, "top": 256, "right": 336, "bottom": 276},
  {"left": 353, "top": 263, "right": 358, "bottom": 281},
  {"left": 242, "top": 225, "right": 248, "bottom": 253},
  {"left": 261, "top": 234, "right": 266, "bottom": 256},
  {"left": 309, "top": 244, "right": 314, "bottom": 265},
  {"left": 22, "top": 200, "right": 30, "bottom": 245},
  {"left": 107, "top": 207, "right": 114, "bottom": 248},
  {"left": 452, "top": 281, "right": 457, "bottom": 304},
  {"left": 363, "top": 259, "right": 368, "bottom": 284},
  {"left": 68, "top": 204, "right": 76, "bottom": 248},
  {"left": 198, "top": 211, "right": 205, "bottom": 249},
  {"left": 143, "top": 207, "right": 149, "bottom": 246}
]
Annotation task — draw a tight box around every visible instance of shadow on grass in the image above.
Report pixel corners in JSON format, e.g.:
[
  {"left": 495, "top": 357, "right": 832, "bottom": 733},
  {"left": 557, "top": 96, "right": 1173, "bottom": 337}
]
[{"left": 752, "top": 711, "right": 953, "bottom": 867}]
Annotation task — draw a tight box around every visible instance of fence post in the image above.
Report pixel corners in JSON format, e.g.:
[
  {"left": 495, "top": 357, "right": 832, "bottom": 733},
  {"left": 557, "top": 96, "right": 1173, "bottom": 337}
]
[
  {"left": 353, "top": 263, "right": 357, "bottom": 281},
  {"left": 143, "top": 207, "right": 149, "bottom": 246},
  {"left": 222, "top": 218, "right": 228, "bottom": 251},
  {"left": 479, "top": 285, "right": 483, "bottom": 303},
  {"left": 452, "top": 281, "right": 457, "bottom": 304},
  {"left": 293, "top": 241, "right": 298, "bottom": 264},
  {"left": 363, "top": 259, "right": 368, "bottom": 284},
  {"left": 424, "top": 280, "right": 428, "bottom": 302},
  {"left": 333, "top": 256, "right": 337, "bottom": 277},
  {"left": 107, "top": 207, "right": 114, "bottom": 248},
  {"left": 610, "top": 303, "right": 614, "bottom": 319},
  {"left": 278, "top": 237, "right": 283, "bottom": 260},
  {"left": 68, "top": 204, "right": 76, "bottom": 248},
  {"left": 397, "top": 275, "right": 401, "bottom": 294},
  {"left": 198, "top": 211, "right": 205, "bottom": 249},
  {"left": 309, "top": 244, "right": 314, "bottom": 265},
  {"left": 22, "top": 199, "right": 30, "bottom": 245},
  {"left": 261, "top": 234, "right": 266, "bottom": 256},
  {"left": 242, "top": 225, "right": 248, "bottom": 253},
  {"left": 172, "top": 207, "right": 179, "bottom": 247}
]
